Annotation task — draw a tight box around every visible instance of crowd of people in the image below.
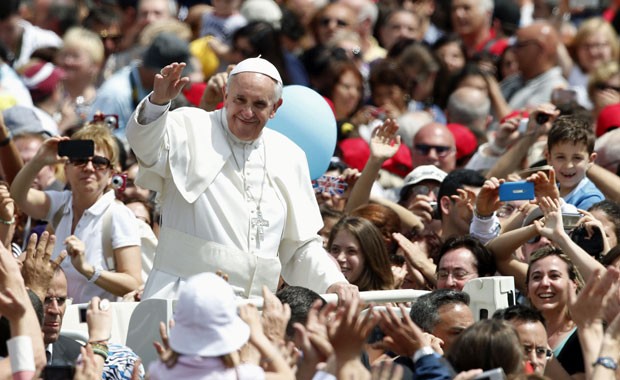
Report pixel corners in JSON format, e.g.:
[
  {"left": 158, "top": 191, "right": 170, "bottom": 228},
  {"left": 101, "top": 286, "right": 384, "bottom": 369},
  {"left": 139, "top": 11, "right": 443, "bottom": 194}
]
[{"left": 1, "top": 0, "right": 620, "bottom": 378}]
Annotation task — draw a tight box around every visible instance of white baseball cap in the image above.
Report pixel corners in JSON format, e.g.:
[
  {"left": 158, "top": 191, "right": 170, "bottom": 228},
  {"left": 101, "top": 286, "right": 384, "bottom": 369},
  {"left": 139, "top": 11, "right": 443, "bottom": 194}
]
[
  {"left": 168, "top": 273, "right": 250, "bottom": 356},
  {"left": 229, "top": 57, "right": 282, "bottom": 85}
]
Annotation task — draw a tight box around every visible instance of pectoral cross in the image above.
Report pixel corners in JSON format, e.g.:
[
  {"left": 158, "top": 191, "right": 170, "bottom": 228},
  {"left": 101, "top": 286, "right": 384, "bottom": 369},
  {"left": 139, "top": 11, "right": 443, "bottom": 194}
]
[{"left": 251, "top": 209, "right": 269, "bottom": 249}]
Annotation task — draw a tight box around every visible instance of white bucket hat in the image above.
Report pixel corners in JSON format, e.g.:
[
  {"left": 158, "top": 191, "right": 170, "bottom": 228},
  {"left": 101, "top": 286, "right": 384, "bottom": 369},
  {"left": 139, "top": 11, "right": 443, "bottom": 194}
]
[{"left": 168, "top": 273, "right": 250, "bottom": 357}]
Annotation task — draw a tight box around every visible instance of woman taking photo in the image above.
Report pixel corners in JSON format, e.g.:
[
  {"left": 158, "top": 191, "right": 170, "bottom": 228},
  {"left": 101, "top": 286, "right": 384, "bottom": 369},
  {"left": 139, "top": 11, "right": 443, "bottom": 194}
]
[{"left": 11, "top": 122, "right": 142, "bottom": 303}]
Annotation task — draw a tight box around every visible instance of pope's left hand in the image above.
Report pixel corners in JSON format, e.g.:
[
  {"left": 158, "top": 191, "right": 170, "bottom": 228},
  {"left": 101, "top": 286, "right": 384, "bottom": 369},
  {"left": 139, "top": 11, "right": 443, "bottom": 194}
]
[{"left": 327, "top": 282, "right": 359, "bottom": 304}]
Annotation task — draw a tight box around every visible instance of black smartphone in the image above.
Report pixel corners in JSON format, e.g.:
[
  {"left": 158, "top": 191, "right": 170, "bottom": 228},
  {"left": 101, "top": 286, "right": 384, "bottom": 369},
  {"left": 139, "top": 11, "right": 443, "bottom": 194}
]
[
  {"left": 58, "top": 140, "right": 94, "bottom": 158},
  {"left": 79, "top": 305, "right": 88, "bottom": 323},
  {"left": 42, "top": 365, "right": 76, "bottom": 380}
]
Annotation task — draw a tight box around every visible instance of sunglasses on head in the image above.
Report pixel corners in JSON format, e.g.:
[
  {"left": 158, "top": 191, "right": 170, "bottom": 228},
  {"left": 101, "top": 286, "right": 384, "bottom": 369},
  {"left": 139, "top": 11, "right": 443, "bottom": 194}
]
[{"left": 68, "top": 156, "right": 111, "bottom": 171}]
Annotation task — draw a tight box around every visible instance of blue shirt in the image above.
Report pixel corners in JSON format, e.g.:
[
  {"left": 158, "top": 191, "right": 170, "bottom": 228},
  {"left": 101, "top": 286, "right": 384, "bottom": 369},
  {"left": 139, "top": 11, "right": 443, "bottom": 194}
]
[{"left": 562, "top": 177, "right": 604, "bottom": 211}]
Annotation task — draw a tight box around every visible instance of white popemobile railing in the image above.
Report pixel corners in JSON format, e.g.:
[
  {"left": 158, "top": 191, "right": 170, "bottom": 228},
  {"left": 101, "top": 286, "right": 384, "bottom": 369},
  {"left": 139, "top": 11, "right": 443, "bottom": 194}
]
[{"left": 60, "top": 277, "right": 516, "bottom": 368}]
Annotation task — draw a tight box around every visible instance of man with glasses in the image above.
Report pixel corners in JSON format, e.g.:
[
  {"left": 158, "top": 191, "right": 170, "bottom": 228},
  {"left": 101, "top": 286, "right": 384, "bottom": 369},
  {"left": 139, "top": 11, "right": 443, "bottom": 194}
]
[
  {"left": 411, "top": 123, "right": 457, "bottom": 173},
  {"left": 508, "top": 21, "right": 568, "bottom": 109},
  {"left": 43, "top": 268, "right": 81, "bottom": 365},
  {"left": 493, "top": 305, "right": 551, "bottom": 375},
  {"left": 435, "top": 235, "right": 495, "bottom": 291}
]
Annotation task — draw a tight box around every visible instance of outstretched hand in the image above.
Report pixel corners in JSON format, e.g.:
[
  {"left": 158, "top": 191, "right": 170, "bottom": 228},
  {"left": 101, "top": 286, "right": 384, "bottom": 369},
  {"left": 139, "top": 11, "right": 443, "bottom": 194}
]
[
  {"left": 151, "top": 62, "right": 191, "bottom": 105},
  {"left": 369, "top": 119, "right": 400, "bottom": 162},
  {"left": 22, "top": 231, "right": 66, "bottom": 301}
]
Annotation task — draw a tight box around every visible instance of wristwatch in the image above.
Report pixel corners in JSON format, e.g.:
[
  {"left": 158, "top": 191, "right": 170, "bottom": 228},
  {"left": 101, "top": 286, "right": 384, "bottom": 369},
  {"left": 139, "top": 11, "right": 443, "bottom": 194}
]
[{"left": 593, "top": 357, "right": 618, "bottom": 370}]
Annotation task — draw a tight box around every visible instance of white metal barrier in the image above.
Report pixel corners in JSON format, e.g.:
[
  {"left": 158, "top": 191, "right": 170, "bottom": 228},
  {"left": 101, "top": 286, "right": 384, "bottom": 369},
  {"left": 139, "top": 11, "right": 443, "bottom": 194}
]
[{"left": 60, "top": 279, "right": 515, "bottom": 368}]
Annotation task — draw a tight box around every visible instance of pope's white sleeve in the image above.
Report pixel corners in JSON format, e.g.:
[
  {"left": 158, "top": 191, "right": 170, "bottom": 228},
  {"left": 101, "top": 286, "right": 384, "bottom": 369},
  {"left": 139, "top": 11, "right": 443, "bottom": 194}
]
[
  {"left": 279, "top": 236, "right": 347, "bottom": 294},
  {"left": 126, "top": 96, "right": 170, "bottom": 171}
]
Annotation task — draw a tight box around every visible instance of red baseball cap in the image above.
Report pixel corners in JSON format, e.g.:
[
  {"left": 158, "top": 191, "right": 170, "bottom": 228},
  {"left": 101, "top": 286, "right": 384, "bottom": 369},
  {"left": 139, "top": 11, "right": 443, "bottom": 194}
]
[{"left": 447, "top": 123, "right": 478, "bottom": 160}]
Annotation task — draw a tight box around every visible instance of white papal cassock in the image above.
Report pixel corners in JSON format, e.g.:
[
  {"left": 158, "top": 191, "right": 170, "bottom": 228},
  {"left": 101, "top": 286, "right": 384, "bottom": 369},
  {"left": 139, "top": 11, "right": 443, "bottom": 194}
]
[{"left": 126, "top": 97, "right": 346, "bottom": 299}]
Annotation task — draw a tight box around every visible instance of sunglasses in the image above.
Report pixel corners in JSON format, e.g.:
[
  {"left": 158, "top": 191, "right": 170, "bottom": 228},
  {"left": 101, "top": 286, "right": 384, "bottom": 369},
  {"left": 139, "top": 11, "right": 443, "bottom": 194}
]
[
  {"left": 68, "top": 156, "right": 112, "bottom": 171},
  {"left": 44, "top": 296, "right": 69, "bottom": 306},
  {"left": 414, "top": 144, "right": 454, "bottom": 158},
  {"left": 595, "top": 83, "right": 620, "bottom": 92},
  {"left": 319, "top": 17, "right": 349, "bottom": 28}
]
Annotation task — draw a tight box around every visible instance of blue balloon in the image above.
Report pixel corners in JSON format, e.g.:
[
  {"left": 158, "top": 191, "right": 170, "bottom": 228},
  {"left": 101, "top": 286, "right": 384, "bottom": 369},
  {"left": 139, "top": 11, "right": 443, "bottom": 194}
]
[{"left": 267, "top": 85, "right": 336, "bottom": 180}]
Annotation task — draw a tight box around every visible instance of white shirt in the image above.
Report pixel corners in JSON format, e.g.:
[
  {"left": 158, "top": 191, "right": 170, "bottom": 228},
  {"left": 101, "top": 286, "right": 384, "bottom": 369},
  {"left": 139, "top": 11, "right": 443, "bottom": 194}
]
[{"left": 45, "top": 190, "right": 140, "bottom": 303}]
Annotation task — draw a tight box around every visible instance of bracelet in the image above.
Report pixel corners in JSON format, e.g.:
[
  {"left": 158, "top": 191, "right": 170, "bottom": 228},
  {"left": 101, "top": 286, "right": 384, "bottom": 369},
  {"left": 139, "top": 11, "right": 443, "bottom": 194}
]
[
  {"left": 0, "top": 216, "right": 14, "bottom": 225},
  {"left": 593, "top": 357, "right": 618, "bottom": 370},
  {"left": 0, "top": 135, "right": 10, "bottom": 147},
  {"left": 90, "top": 342, "right": 109, "bottom": 361},
  {"left": 474, "top": 208, "right": 494, "bottom": 220},
  {"left": 88, "top": 265, "right": 103, "bottom": 283}
]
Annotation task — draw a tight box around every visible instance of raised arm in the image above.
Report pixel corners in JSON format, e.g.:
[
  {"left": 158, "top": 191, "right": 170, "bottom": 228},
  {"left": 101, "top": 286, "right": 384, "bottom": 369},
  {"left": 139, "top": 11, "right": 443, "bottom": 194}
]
[
  {"left": 0, "top": 184, "right": 15, "bottom": 250},
  {"left": 0, "top": 243, "right": 47, "bottom": 377},
  {"left": 586, "top": 164, "right": 620, "bottom": 204},
  {"left": 10, "top": 136, "right": 67, "bottom": 220},
  {"left": 345, "top": 119, "right": 400, "bottom": 214},
  {"left": 64, "top": 235, "right": 142, "bottom": 297},
  {"left": 0, "top": 113, "right": 24, "bottom": 185},
  {"left": 534, "top": 197, "right": 604, "bottom": 281}
]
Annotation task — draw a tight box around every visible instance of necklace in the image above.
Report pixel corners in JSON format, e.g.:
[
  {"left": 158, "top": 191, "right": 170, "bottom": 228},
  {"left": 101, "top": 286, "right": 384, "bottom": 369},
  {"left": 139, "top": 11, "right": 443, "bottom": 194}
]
[{"left": 222, "top": 122, "right": 269, "bottom": 249}]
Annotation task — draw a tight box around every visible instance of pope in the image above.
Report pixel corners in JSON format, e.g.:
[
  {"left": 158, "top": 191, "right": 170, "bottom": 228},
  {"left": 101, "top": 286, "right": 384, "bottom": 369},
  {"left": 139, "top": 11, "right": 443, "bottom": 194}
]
[{"left": 126, "top": 58, "right": 355, "bottom": 299}]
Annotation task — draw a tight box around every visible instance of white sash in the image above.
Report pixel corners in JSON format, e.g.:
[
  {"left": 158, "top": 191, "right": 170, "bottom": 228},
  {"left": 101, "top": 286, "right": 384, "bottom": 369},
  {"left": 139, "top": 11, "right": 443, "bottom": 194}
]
[{"left": 151, "top": 227, "right": 281, "bottom": 298}]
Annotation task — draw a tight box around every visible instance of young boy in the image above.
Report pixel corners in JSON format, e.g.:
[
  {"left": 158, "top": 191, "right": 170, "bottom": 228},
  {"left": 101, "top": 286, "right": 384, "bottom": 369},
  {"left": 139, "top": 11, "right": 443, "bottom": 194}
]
[{"left": 546, "top": 115, "right": 604, "bottom": 210}]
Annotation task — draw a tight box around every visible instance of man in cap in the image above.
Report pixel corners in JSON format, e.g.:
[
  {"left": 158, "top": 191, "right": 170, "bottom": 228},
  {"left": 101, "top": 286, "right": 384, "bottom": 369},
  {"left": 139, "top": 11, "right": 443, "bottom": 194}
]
[
  {"left": 399, "top": 165, "right": 447, "bottom": 232},
  {"left": 126, "top": 58, "right": 353, "bottom": 299}
]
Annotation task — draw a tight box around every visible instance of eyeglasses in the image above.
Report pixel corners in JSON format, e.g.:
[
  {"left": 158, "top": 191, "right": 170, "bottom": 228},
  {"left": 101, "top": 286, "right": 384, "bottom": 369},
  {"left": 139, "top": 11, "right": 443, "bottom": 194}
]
[
  {"left": 410, "top": 184, "right": 440, "bottom": 197},
  {"left": 44, "top": 296, "right": 69, "bottom": 306},
  {"left": 595, "top": 83, "right": 620, "bottom": 92},
  {"left": 436, "top": 269, "right": 474, "bottom": 281},
  {"left": 414, "top": 144, "right": 454, "bottom": 157},
  {"left": 523, "top": 345, "right": 553, "bottom": 359},
  {"left": 67, "top": 156, "right": 112, "bottom": 171},
  {"left": 319, "top": 17, "right": 349, "bottom": 28}
]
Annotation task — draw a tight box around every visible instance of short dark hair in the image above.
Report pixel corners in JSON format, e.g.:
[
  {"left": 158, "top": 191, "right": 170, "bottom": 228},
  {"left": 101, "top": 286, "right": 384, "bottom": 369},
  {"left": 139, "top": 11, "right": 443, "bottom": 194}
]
[
  {"left": 437, "top": 169, "right": 485, "bottom": 220},
  {"left": 436, "top": 235, "right": 496, "bottom": 277},
  {"left": 446, "top": 319, "right": 524, "bottom": 374},
  {"left": 547, "top": 115, "right": 595, "bottom": 154},
  {"left": 492, "top": 304, "right": 546, "bottom": 327},
  {"left": 276, "top": 286, "right": 326, "bottom": 339},
  {"left": 409, "top": 289, "right": 470, "bottom": 333},
  {"left": 0, "top": 0, "right": 20, "bottom": 21}
]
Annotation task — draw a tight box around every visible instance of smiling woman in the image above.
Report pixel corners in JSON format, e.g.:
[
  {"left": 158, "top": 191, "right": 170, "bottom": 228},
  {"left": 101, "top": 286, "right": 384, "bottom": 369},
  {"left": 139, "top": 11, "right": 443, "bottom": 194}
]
[
  {"left": 326, "top": 216, "right": 394, "bottom": 291},
  {"left": 525, "top": 246, "right": 585, "bottom": 377},
  {"left": 10, "top": 122, "right": 143, "bottom": 303}
]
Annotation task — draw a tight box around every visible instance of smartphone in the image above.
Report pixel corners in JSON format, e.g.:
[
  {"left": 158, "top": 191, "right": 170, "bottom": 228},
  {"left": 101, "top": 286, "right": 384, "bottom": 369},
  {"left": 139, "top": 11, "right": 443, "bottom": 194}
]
[
  {"left": 517, "top": 118, "right": 529, "bottom": 134},
  {"left": 429, "top": 201, "right": 439, "bottom": 219},
  {"left": 58, "top": 140, "right": 94, "bottom": 158},
  {"left": 473, "top": 368, "right": 506, "bottom": 380},
  {"left": 498, "top": 181, "right": 535, "bottom": 202},
  {"left": 42, "top": 365, "right": 76, "bottom": 380},
  {"left": 78, "top": 304, "right": 88, "bottom": 323}
]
